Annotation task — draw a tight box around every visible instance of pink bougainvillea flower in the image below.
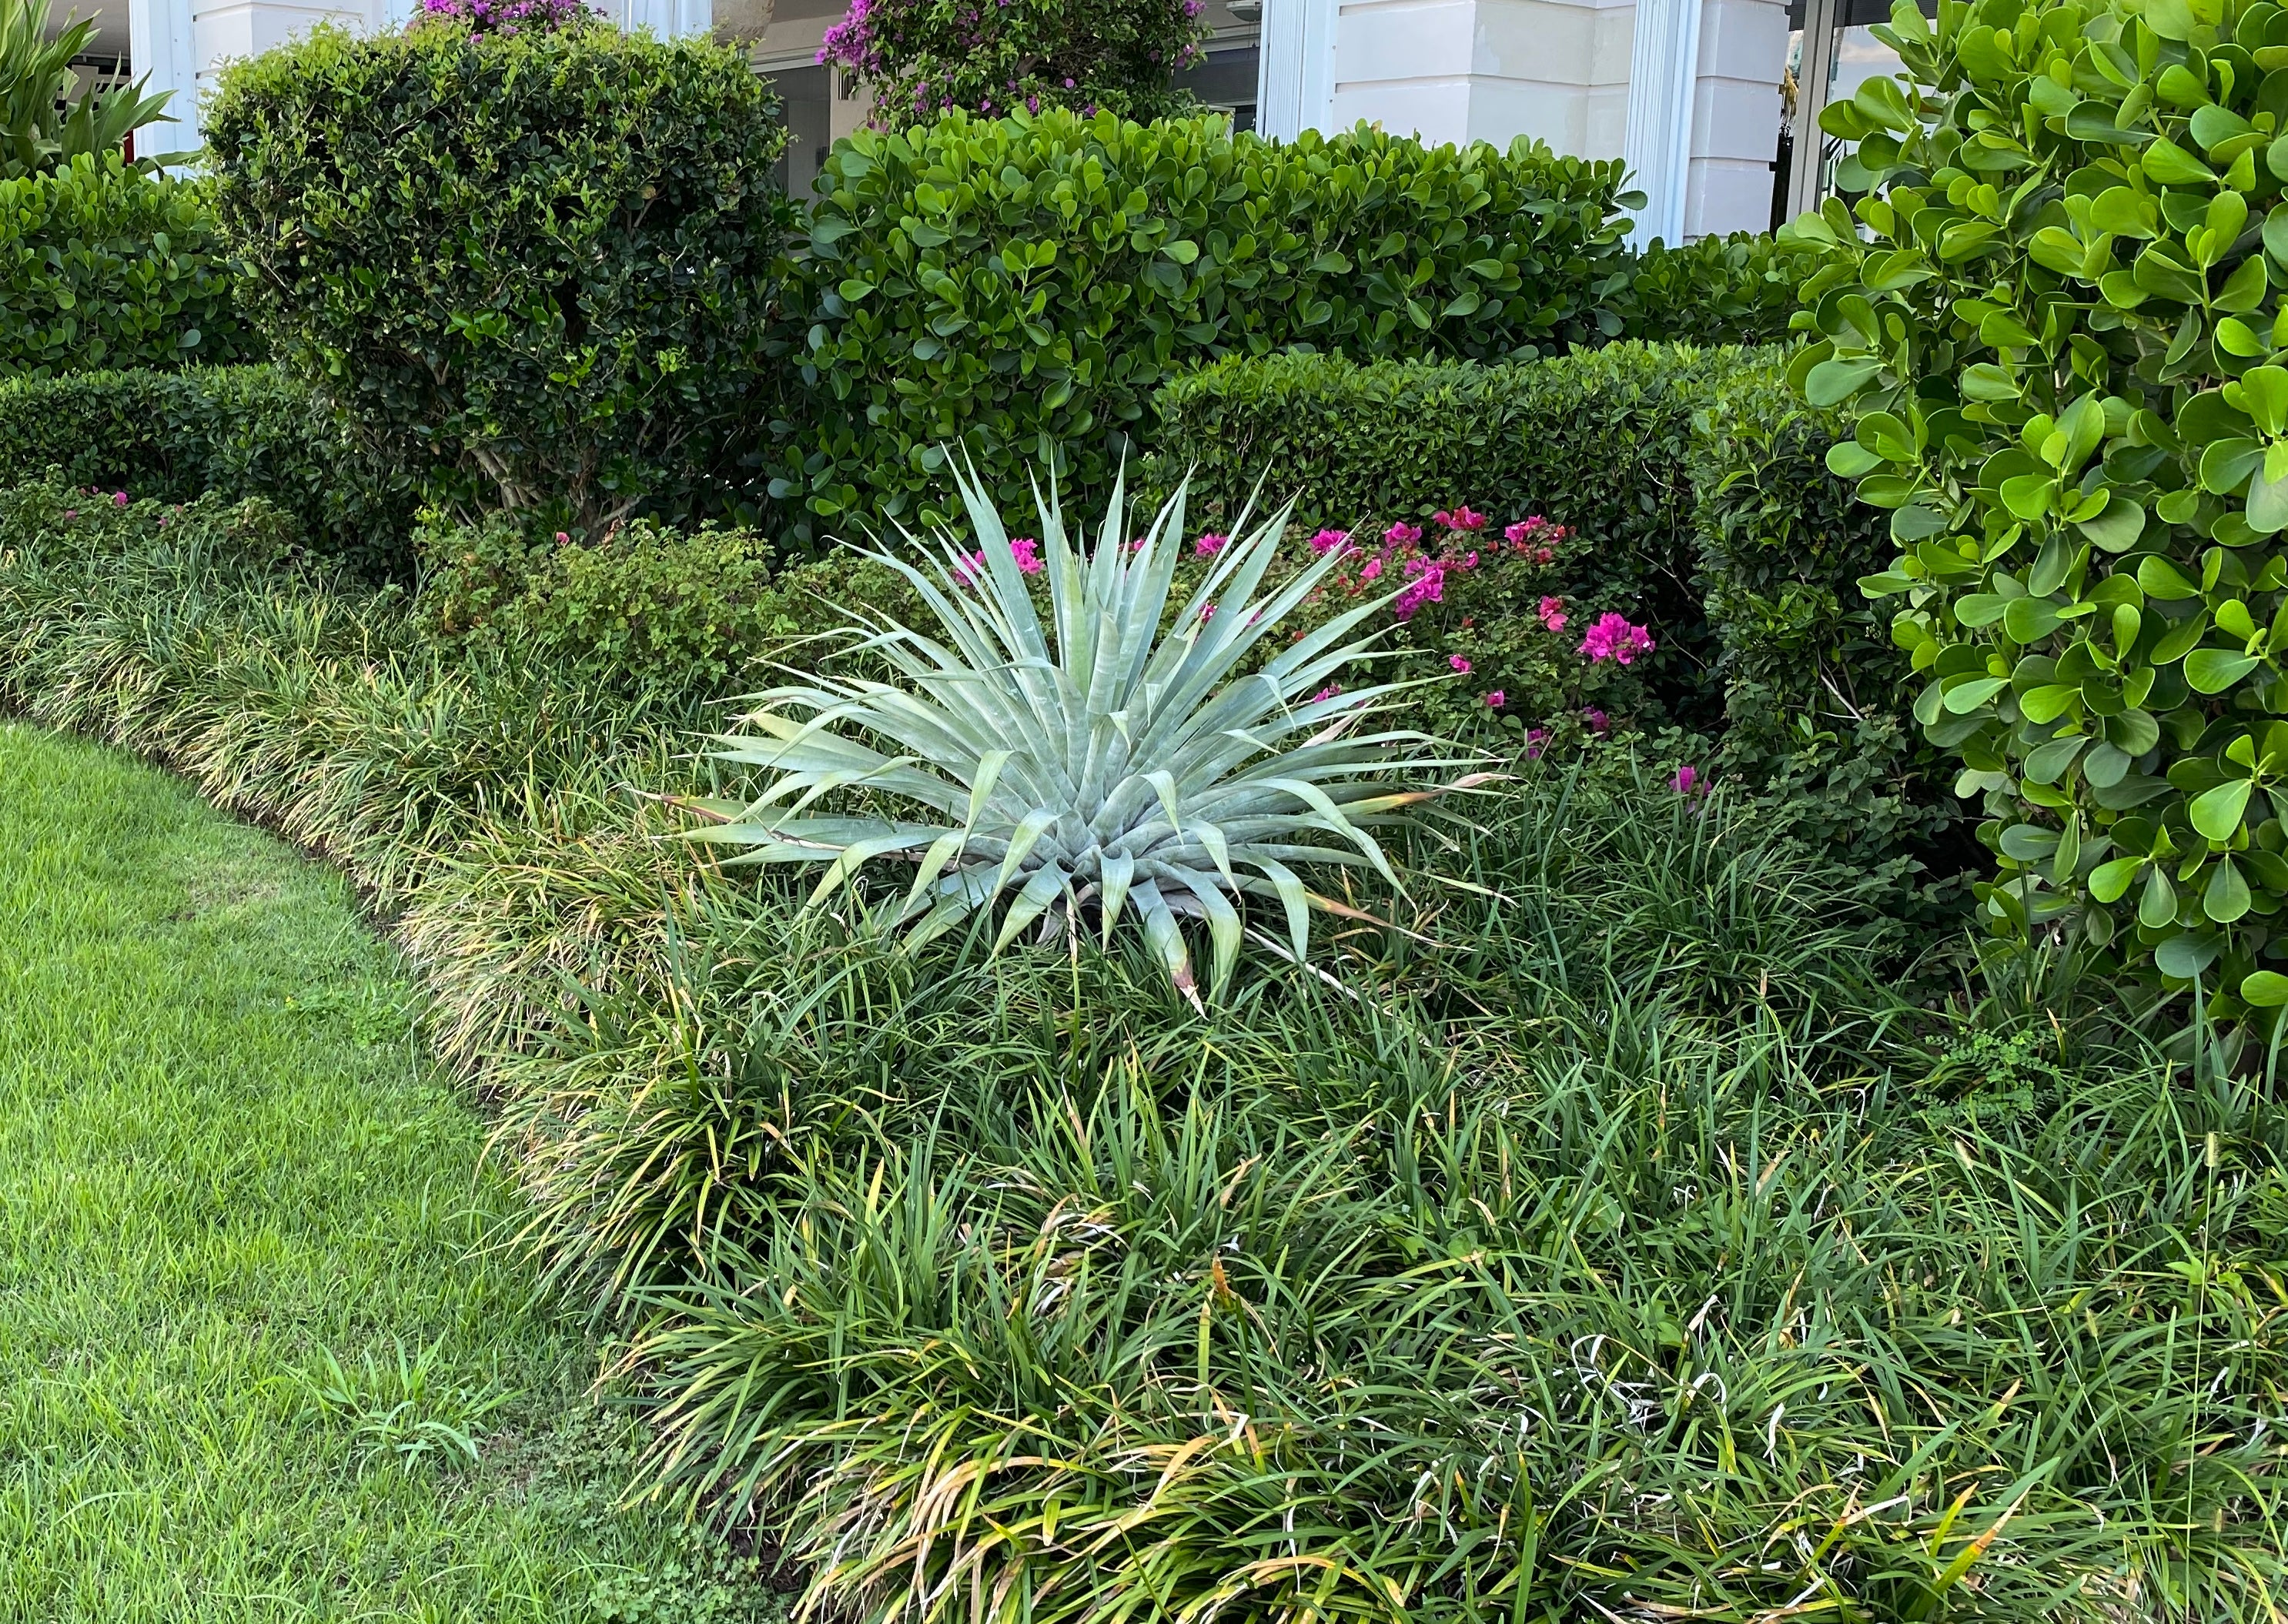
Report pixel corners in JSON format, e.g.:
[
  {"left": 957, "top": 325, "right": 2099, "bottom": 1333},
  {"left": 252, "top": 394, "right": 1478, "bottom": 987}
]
[
  {"left": 1486, "top": 690, "right": 1507, "bottom": 708},
  {"left": 1504, "top": 519, "right": 1538, "bottom": 545},
  {"left": 1524, "top": 724, "right": 1546, "bottom": 757},
  {"left": 1671, "top": 764, "right": 1707, "bottom": 795},
  {"left": 1199, "top": 602, "right": 1216, "bottom": 622},
  {"left": 1383, "top": 520, "right": 1423, "bottom": 546},
  {"left": 1311, "top": 683, "right": 1342, "bottom": 703},
  {"left": 1448, "top": 653, "right": 1471, "bottom": 673},
  {"left": 112, "top": 490, "right": 129, "bottom": 507},
  {"left": 1537, "top": 595, "right": 1567, "bottom": 633},
  {"left": 1582, "top": 707, "right": 1610, "bottom": 733},
  {"left": 1440, "top": 504, "right": 1487, "bottom": 531},
  {"left": 1392, "top": 560, "right": 1445, "bottom": 619},
  {"left": 554, "top": 531, "right": 570, "bottom": 543},
  {"left": 1579, "top": 613, "right": 1654, "bottom": 665},
  {"left": 1360, "top": 556, "right": 1384, "bottom": 583},
  {"left": 62, "top": 509, "right": 75, "bottom": 520},
  {"left": 1306, "top": 527, "right": 1350, "bottom": 555},
  {"left": 1008, "top": 536, "right": 1044, "bottom": 574},
  {"left": 1193, "top": 531, "right": 1227, "bottom": 556}
]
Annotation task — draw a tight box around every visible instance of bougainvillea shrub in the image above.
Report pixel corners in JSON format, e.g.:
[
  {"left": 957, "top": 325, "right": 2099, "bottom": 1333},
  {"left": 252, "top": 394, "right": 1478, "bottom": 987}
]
[
  {"left": 1786, "top": 0, "right": 2288, "bottom": 1019},
  {"left": 817, "top": 0, "right": 1209, "bottom": 124}
]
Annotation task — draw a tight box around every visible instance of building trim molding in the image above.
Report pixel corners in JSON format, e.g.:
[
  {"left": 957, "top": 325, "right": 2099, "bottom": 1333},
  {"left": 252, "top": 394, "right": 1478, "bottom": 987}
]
[{"left": 1621, "top": 0, "right": 1704, "bottom": 246}]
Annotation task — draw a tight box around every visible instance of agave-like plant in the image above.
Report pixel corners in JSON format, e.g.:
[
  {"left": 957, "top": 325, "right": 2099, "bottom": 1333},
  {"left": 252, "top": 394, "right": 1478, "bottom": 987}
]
[{"left": 680, "top": 466, "right": 1484, "bottom": 1000}]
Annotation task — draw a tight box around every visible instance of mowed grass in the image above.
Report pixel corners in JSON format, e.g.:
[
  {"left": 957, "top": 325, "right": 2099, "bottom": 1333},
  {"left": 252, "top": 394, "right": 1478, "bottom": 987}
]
[{"left": 0, "top": 723, "right": 766, "bottom": 1623}]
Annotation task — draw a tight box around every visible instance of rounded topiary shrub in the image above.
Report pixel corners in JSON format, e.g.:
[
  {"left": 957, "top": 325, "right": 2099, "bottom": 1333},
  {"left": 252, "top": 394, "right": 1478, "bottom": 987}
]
[{"left": 205, "top": 18, "right": 788, "bottom": 532}]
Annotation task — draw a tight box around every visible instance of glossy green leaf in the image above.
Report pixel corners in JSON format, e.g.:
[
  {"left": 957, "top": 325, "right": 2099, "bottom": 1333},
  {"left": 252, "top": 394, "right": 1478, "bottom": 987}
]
[
  {"left": 2192, "top": 777, "right": 2256, "bottom": 839},
  {"left": 2186, "top": 648, "right": 2264, "bottom": 691}
]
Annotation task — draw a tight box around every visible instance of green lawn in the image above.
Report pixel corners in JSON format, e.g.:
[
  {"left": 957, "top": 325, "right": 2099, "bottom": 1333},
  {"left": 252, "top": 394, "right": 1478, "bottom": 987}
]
[{"left": 0, "top": 723, "right": 766, "bottom": 1623}]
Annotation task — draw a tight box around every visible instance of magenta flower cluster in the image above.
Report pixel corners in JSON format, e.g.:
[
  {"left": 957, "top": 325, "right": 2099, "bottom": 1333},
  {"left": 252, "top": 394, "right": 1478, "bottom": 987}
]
[
  {"left": 953, "top": 533, "right": 1042, "bottom": 584},
  {"left": 416, "top": 0, "right": 597, "bottom": 35},
  {"left": 818, "top": 0, "right": 1207, "bottom": 124},
  {"left": 1578, "top": 612, "right": 1654, "bottom": 666}
]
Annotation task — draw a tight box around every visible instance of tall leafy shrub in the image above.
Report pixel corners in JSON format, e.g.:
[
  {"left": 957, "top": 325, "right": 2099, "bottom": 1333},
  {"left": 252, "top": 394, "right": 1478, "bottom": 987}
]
[
  {"left": 771, "top": 111, "right": 1637, "bottom": 539},
  {"left": 1789, "top": 0, "right": 2288, "bottom": 1018},
  {"left": 0, "top": 155, "right": 250, "bottom": 378},
  {"left": 204, "top": 20, "right": 788, "bottom": 533}
]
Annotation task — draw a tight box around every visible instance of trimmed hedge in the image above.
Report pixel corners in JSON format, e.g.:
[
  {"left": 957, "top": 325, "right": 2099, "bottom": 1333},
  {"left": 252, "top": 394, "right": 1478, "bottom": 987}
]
[
  {"left": 1143, "top": 343, "right": 1757, "bottom": 723},
  {"left": 0, "top": 363, "right": 418, "bottom": 574},
  {"left": 1147, "top": 343, "right": 1959, "bottom": 874},
  {"left": 1688, "top": 359, "right": 1959, "bottom": 870},
  {"left": 206, "top": 22, "right": 788, "bottom": 532},
  {"left": 768, "top": 111, "right": 1638, "bottom": 541},
  {"left": 0, "top": 154, "right": 254, "bottom": 379}
]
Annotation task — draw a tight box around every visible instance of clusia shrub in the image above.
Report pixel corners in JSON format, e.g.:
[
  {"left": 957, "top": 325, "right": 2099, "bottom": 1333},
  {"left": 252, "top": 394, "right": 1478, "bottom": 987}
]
[
  {"left": 1789, "top": 0, "right": 2288, "bottom": 1024},
  {"left": 816, "top": 0, "right": 1209, "bottom": 123}
]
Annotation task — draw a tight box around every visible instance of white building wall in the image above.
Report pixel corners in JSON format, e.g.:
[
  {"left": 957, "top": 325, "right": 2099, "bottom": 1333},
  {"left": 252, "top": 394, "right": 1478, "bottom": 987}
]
[
  {"left": 129, "top": 0, "right": 710, "bottom": 154},
  {"left": 1326, "top": 0, "right": 1633, "bottom": 159},
  {"left": 1261, "top": 0, "right": 1783, "bottom": 239},
  {"left": 1684, "top": 0, "right": 1784, "bottom": 238}
]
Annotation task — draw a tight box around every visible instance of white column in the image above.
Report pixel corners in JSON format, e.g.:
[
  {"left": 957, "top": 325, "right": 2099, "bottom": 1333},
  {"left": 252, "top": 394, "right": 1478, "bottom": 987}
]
[
  {"left": 129, "top": 0, "right": 201, "bottom": 152},
  {"left": 1684, "top": 0, "right": 1784, "bottom": 236},
  {"left": 1295, "top": 0, "right": 1631, "bottom": 158},
  {"left": 616, "top": 0, "right": 711, "bottom": 36},
  {"left": 1254, "top": 0, "right": 1335, "bottom": 140},
  {"left": 1621, "top": 0, "right": 1701, "bottom": 246}
]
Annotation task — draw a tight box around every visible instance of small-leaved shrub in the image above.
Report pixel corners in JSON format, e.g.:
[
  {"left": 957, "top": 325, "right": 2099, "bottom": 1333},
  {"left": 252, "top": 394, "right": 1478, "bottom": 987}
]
[
  {"left": 426, "top": 518, "right": 784, "bottom": 697},
  {"left": 1788, "top": 0, "right": 2288, "bottom": 1021},
  {"left": 1617, "top": 229, "right": 1814, "bottom": 346},
  {"left": 0, "top": 155, "right": 252, "bottom": 378},
  {"left": 0, "top": 364, "right": 416, "bottom": 573},
  {"left": 206, "top": 21, "right": 788, "bottom": 531},
  {"left": 770, "top": 111, "right": 1637, "bottom": 538}
]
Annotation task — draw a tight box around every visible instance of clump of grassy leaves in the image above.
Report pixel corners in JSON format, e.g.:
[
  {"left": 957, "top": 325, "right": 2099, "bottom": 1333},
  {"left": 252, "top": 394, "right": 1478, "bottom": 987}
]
[{"left": 5, "top": 478, "right": 2283, "bottom": 1622}]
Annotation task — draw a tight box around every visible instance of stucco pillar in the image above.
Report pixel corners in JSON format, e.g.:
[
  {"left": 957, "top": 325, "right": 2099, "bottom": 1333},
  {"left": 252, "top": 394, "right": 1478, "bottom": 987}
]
[{"left": 128, "top": 0, "right": 200, "bottom": 152}]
